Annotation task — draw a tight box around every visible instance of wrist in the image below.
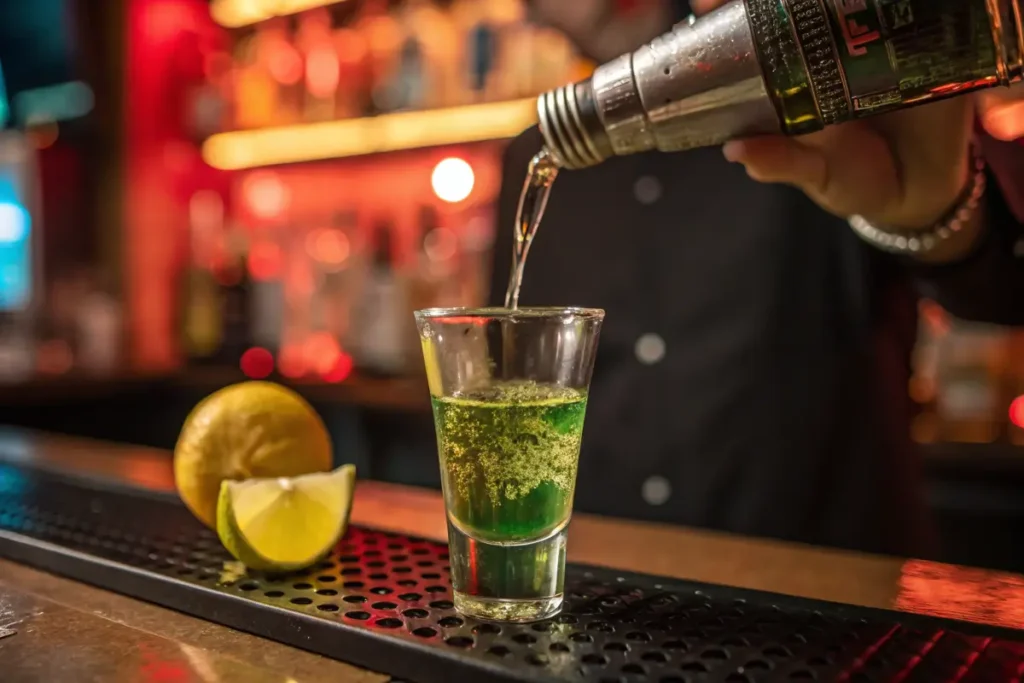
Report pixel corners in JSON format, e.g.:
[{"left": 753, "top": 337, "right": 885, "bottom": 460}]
[
  {"left": 848, "top": 145, "right": 988, "bottom": 264},
  {"left": 889, "top": 153, "right": 974, "bottom": 234}
]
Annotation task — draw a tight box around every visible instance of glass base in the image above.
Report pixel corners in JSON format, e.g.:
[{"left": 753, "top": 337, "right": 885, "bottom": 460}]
[
  {"left": 454, "top": 591, "right": 563, "bottom": 623},
  {"left": 446, "top": 518, "right": 568, "bottom": 623}
]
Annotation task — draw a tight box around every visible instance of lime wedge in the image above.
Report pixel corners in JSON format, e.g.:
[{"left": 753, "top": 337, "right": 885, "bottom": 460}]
[{"left": 217, "top": 464, "right": 356, "bottom": 572}]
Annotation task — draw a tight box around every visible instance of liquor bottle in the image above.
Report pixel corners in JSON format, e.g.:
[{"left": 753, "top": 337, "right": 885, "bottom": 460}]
[
  {"left": 350, "top": 219, "right": 410, "bottom": 375},
  {"left": 305, "top": 211, "right": 355, "bottom": 347},
  {"left": 536, "top": 0, "right": 1024, "bottom": 169},
  {"left": 334, "top": 17, "right": 372, "bottom": 118},
  {"left": 180, "top": 240, "right": 222, "bottom": 364},
  {"left": 214, "top": 223, "right": 252, "bottom": 366},
  {"left": 389, "top": 22, "right": 427, "bottom": 111},
  {"left": 181, "top": 192, "right": 224, "bottom": 364},
  {"left": 260, "top": 19, "right": 304, "bottom": 126},
  {"left": 397, "top": 0, "right": 460, "bottom": 109},
  {"left": 405, "top": 205, "right": 444, "bottom": 314},
  {"left": 248, "top": 229, "right": 286, "bottom": 355},
  {"left": 354, "top": 0, "right": 403, "bottom": 115},
  {"left": 297, "top": 8, "right": 339, "bottom": 123},
  {"left": 465, "top": 3, "right": 498, "bottom": 102},
  {"left": 233, "top": 33, "right": 276, "bottom": 129},
  {"left": 0, "top": 131, "right": 39, "bottom": 382}
]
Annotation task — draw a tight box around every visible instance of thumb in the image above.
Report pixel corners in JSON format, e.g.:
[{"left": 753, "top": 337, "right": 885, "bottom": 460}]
[
  {"left": 722, "top": 137, "right": 828, "bottom": 189},
  {"left": 723, "top": 130, "right": 902, "bottom": 221},
  {"left": 690, "top": 0, "right": 731, "bottom": 15}
]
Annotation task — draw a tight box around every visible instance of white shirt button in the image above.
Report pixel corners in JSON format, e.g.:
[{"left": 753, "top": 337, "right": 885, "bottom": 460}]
[
  {"left": 634, "top": 333, "right": 666, "bottom": 365},
  {"left": 642, "top": 476, "right": 672, "bottom": 506},
  {"left": 633, "top": 175, "right": 663, "bottom": 205}
]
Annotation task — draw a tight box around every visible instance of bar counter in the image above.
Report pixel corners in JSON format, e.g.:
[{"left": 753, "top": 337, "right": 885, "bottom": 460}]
[{"left": 2, "top": 429, "right": 1023, "bottom": 682}]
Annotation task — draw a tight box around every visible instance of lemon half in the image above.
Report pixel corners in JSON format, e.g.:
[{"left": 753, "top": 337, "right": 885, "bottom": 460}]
[
  {"left": 174, "top": 382, "right": 333, "bottom": 529},
  {"left": 217, "top": 464, "right": 356, "bottom": 572}
]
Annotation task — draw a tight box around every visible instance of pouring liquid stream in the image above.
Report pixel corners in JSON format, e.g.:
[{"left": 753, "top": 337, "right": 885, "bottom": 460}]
[{"left": 504, "top": 149, "right": 559, "bottom": 310}]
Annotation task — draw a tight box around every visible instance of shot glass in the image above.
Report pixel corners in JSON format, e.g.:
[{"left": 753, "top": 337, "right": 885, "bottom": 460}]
[{"left": 415, "top": 307, "right": 604, "bottom": 622}]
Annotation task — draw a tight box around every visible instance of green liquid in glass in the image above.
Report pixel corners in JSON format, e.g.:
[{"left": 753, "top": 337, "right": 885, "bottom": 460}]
[{"left": 431, "top": 381, "right": 587, "bottom": 544}]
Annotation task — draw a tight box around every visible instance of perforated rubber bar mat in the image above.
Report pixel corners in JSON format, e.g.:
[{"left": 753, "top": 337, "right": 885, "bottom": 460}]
[{"left": 1, "top": 464, "right": 1023, "bottom": 683}]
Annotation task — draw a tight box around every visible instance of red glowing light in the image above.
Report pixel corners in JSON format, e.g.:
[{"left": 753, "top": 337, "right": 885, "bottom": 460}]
[
  {"left": 278, "top": 343, "right": 307, "bottom": 379},
  {"left": 267, "top": 40, "right": 303, "bottom": 85},
  {"left": 304, "top": 332, "right": 342, "bottom": 375},
  {"left": 321, "top": 351, "right": 354, "bottom": 384},
  {"left": 306, "top": 229, "right": 350, "bottom": 267},
  {"left": 1011, "top": 396, "right": 1024, "bottom": 429},
  {"left": 144, "top": 1, "right": 195, "bottom": 43},
  {"left": 247, "top": 242, "right": 283, "bottom": 281},
  {"left": 242, "top": 171, "right": 289, "bottom": 219},
  {"left": 306, "top": 46, "right": 340, "bottom": 98},
  {"left": 240, "top": 347, "right": 274, "bottom": 379}
]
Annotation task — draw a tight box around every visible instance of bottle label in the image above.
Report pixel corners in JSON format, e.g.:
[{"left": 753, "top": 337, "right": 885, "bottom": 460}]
[
  {"left": 825, "top": 0, "right": 999, "bottom": 115},
  {"left": 747, "top": 0, "right": 1002, "bottom": 132}
]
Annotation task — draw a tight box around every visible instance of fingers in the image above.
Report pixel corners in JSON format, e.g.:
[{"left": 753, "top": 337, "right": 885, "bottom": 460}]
[
  {"left": 723, "top": 126, "right": 905, "bottom": 223},
  {"left": 977, "top": 85, "right": 1024, "bottom": 141},
  {"left": 722, "top": 137, "right": 828, "bottom": 188},
  {"left": 691, "top": 0, "right": 731, "bottom": 15},
  {"left": 980, "top": 99, "right": 1024, "bottom": 141}
]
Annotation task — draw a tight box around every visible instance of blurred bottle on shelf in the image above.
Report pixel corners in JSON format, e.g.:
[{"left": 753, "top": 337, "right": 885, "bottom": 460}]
[
  {"left": 405, "top": 205, "right": 444, "bottom": 313},
  {"left": 0, "top": 132, "right": 39, "bottom": 382},
  {"left": 410, "top": 0, "right": 462, "bottom": 108},
  {"left": 334, "top": 12, "right": 373, "bottom": 118},
  {"left": 75, "top": 277, "right": 122, "bottom": 376},
  {"left": 225, "top": 0, "right": 589, "bottom": 126},
  {"left": 456, "top": 207, "right": 496, "bottom": 307},
  {"left": 261, "top": 18, "right": 305, "bottom": 126},
  {"left": 492, "top": 0, "right": 536, "bottom": 100},
  {"left": 298, "top": 8, "right": 341, "bottom": 123},
  {"left": 215, "top": 222, "right": 253, "bottom": 366},
  {"left": 187, "top": 47, "right": 233, "bottom": 139},
  {"left": 248, "top": 227, "right": 286, "bottom": 355},
  {"left": 233, "top": 30, "right": 277, "bottom": 129},
  {"left": 311, "top": 211, "right": 358, "bottom": 347},
  {"left": 180, "top": 191, "right": 224, "bottom": 364},
  {"left": 350, "top": 218, "right": 410, "bottom": 375},
  {"left": 462, "top": 0, "right": 499, "bottom": 103},
  {"left": 354, "top": 0, "right": 403, "bottom": 116}
]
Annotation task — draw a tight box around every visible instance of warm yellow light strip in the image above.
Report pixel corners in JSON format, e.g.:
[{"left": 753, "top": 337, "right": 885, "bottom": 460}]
[
  {"left": 210, "top": 0, "right": 351, "bottom": 28},
  {"left": 202, "top": 99, "right": 538, "bottom": 170}
]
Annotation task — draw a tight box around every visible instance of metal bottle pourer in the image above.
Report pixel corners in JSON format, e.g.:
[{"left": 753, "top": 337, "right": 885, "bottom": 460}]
[{"left": 537, "top": 0, "right": 1024, "bottom": 170}]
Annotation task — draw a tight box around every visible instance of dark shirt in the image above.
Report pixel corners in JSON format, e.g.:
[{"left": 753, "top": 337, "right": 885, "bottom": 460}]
[{"left": 489, "top": 127, "right": 1024, "bottom": 558}]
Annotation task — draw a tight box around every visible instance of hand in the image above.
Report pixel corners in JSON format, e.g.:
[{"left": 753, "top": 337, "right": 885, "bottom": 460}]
[
  {"left": 978, "top": 83, "right": 1024, "bottom": 141},
  {"left": 692, "top": 0, "right": 985, "bottom": 234}
]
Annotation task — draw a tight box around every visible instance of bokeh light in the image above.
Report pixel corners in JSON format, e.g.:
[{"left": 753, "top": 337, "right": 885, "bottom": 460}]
[
  {"left": 1011, "top": 396, "right": 1024, "bottom": 429},
  {"left": 242, "top": 171, "right": 289, "bottom": 219},
  {"left": 240, "top": 347, "right": 274, "bottom": 379},
  {"left": 431, "top": 157, "right": 475, "bottom": 203},
  {"left": 306, "top": 229, "right": 350, "bottom": 269},
  {"left": 247, "top": 241, "right": 283, "bottom": 281}
]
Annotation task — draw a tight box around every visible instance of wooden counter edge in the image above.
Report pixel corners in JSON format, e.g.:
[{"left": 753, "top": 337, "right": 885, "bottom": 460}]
[{"left": 0, "top": 427, "right": 1022, "bottom": 631}]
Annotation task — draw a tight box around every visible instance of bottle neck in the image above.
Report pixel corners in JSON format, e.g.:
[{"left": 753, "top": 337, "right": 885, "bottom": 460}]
[{"left": 538, "top": 0, "right": 779, "bottom": 168}]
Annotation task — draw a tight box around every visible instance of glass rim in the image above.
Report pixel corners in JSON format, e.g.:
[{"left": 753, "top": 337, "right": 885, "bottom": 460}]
[{"left": 414, "top": 306, "right": 605, "bottom": 321}]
